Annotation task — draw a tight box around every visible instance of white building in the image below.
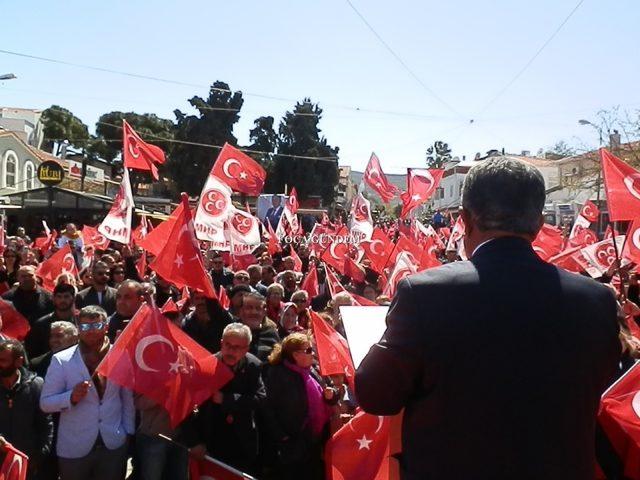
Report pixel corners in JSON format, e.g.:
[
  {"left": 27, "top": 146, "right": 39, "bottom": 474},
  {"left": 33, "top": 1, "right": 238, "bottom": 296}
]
[{"left": 0, "top": 107, "right": 44, "bottom": 149}]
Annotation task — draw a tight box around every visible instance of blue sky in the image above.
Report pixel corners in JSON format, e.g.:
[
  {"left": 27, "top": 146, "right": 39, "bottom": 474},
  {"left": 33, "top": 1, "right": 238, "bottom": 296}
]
[{"left": 1, "top": 0, "right": 638, "bottom": 173}]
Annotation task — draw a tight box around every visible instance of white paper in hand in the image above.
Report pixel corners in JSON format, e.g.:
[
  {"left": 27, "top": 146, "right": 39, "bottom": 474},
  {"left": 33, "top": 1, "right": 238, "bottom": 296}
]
[{"left": 340, "top": 305, "right": 389, "bottom": 369}]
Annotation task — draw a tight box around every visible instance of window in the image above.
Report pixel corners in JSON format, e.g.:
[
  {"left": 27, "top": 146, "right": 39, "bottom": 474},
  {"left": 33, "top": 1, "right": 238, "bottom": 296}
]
[
  {"left": 24, "top": 161, "right": 35, "bottom": 190},
  {"left": 449, "top": 185, "right": 454, "bottom": 197},
  {"left": 2, "top": 151, "right": 18, "bottom": 189}
]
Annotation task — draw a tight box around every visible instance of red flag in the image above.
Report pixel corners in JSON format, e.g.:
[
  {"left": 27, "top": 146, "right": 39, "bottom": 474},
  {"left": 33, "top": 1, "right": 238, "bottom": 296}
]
[
  {"left": 580, "top": 236, "right": 625, "bottom": 278},
  {"left": 122, "top": 119, "right": 165, "bottom": 180},
  {"left": 176, "top": 287, "right": 190, "bottom": 311},
  {"left": 419, "top": 236, "right": 442, "bottom": 270},
  {"left": 286, "top": 187, "right": 299, "bottom": 216},
  {"left": 361, "top": 228, "right": 394, "bottom": 274},
  {"left": 548, "top": 245, "right": 585, "bottom": 273},
  {"left": 211, "top": 143, "right": 266, "bottom": 196},
  {"left": 623, "top": 220, "right": 640, "bottom": 265},
  {"left": 580, "top": 200, "right": 600, "bottom": 223},
  {"left": 36, "top": 244, "right": 78, "bottom": 292},
  {"left": 394, "top": 234, "right": 422, "bottom": 267},
  {"left": 400, "top": 168, "right": 444, "bottom": 218},
  {"left": 0, "top": 300, "right": 30, "bottom": 341},
  {"left": 0, "top": 441, "right": 28, "bottom": 480},
  {"left": 382, "top": 252, "right": 417, "bottom": 298},
  {"left": 301, "top": 263, "right": 320, "bottom": 298},
  {"left": 289, "top": 247, "right": 303, "bottom": 273},
  {"left": 532, "top": 223, "right": 564, "bottom": 261},
  {"left": 189, "top": 455, "right": 250, "bottom": 480},
  {"left": 231, "top": 254, "right": 258, "bottom": 272},
  {"left": 344, "top": 256, "right": 365, "bottom": 283},
  {"left": 598, "top": 362, "right": 640, "bottom": 479},
  {"left": 137, "top": 204, "right": 182, "bottom": 256},
  {"left": 321, "top": 228, "right": 351, "bottom": 275},
  {"left": 310, "top": 311, "right": 355, "bottom": 380},
  {"left": 136, "top": 252, "right": 147, "bottom": 279},
  {"left": 149, "top": 193, "right": 217, "bottom": 299},
  {"left": 97, "top": 303, "right": 233, "bottom": 427},
  {"left": 132, "top": 216, "right": 151, "bottom": 245},
  {"left": 325, "top": 409, "right": 390, "bottom": 480},
  {"left": 349, "top": 292, "right": 378, "bottom": 307},
  {"left": 601, "top": 148, "right": 640, "bottom": 221},
  {"left": 265, "top": 221, "right": 282, "bottom": 256},
  {"left": 81, "top": 225, "right": 110, "bottom": 251},
  {"left": 98, "top": 168, "right": 134, "bottom": 244},
  {"left": 218, "top": 285, "right": 230, "bottom": 310},
  {"left": 363, "top": 153, "right": 398, "bottom": 203},
  {"left": 33, "top": 230, "right": 58, "bottom": 254}
]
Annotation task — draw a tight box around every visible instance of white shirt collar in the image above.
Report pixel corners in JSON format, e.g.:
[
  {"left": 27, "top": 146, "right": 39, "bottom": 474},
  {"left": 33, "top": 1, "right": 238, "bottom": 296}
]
[{"left": 471, "top": 238, "right": 499, "bottom": 257}]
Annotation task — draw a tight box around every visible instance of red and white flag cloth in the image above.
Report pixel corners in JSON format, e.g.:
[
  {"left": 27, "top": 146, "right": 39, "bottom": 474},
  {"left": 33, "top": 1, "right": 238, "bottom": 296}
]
[
  {"left": 283, "top": 188, "right": 301, "bottom": 235},
  {"left": 568, "top": 217, "right": 597, "bottom": 248},
  {"left": 194, "top": 171, "right": 233, "bottom": 247},
  {"left": 579, "top": 236, "right": 626, "bottom": 278},
  {"left": 400, "top": 168, "right": 444, "bottom": 218},
  {"left": 211, "top": 143, "right": 266, "bottom": 196},
  {"left": 320, "top": 229, "right": 351, "bottom": 275},
  {"left": 122, "top": 119, "right": 166, "bottom": 180},
  {"left": 0, "top": 441, "right": 28, "bottom": 480},
  {"left": 532, "top": 223, "right": 564, "bottom": 261},
  {"left": 349, "top": 191, "right": 373, "bottom": 242},
  {"left": 363, "top": 152, "right": 399, "bottom": 203},
  {"left": 579, "top": 200, "right": 600, "bottom": 223},
  {"left": 98, "top": 168, "right": 134, "bottom": 244},
  {"left": 150, "top": 193, "right": 217, "bottom": 299},
  {"left": 300, "top": 262, "right": 320, "bottom": 298},
  {"left": 325, "top": 409, "right": 390, "bottom": 480},
  {"left": 601, "top": 148, "right": 640, "bottom": 221},
  {"left": 445, "top": 216, "right": 465, "bottom": 252},
  {"left": 382, "top": 252, "right": 418, "bottom": 298},
  {"left": 132, "top": 215, "right": 151, "bottom": 245},
  {"left": 189, "top": 455, "right": 255, "bottom": 480},
  {"left": 264, "top": 221, "right": 282, "bottom": 255},
  {"left": 598, "top": 362, "right": 640, "bottom": 480},
  {"left": 361, "top": 228, "right": 394, "bottom": 274},
  {"left": 225, "top": 207, "right": 261, "bottom": 255},
  {"left": 97, "top": 303, "right": 233, "bottom": 428},
  {"left": 81, "top": 225, "right": 110, "bottom": 251},
  {"left": 36, "top": 244, "right": 78, "bottom": 292},
  {"left": 137, "top": 204, "right": 183, "bottom": 257},
  {"left": 623, "top": 220, "right": 640, "bottom": 265},
  {"left": 310, "top": 310, "right": 355, "bottom": 381},
  {"left": 0, "top": 300, "right": 30, "bottom": 341}
]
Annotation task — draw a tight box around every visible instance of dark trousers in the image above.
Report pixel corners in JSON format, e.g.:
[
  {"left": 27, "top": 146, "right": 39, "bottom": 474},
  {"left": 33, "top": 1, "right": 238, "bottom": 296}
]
[{"left": 58, "top": 441, "right": 128, "bottom": 480}]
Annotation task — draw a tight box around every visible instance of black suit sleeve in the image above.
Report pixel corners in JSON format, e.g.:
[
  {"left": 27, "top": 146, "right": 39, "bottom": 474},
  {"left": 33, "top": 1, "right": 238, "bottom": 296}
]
[{"left": 355, "top": 277, "right": 426, "bottom": 415}]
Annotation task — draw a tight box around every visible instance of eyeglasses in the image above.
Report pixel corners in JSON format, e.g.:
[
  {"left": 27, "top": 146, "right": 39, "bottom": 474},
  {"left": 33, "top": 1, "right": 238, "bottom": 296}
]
[
  {"left": 78, "top": 321, "right": 107, "bottom": 332},
  {"left": 297, "top": 347, "right": 313, "bottom": 354}
]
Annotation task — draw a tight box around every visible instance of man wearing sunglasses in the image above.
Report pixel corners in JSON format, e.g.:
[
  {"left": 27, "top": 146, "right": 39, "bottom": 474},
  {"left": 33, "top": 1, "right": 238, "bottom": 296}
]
[
  {"left": 76, "top": 262, "right": 117, "bottom": 316},
  {"left": 40, "top": 305, "right": 135, "bottom": 480}
]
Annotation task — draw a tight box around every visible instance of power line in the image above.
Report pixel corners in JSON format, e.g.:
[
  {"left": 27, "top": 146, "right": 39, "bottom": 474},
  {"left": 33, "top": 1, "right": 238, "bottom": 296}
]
[
  {"left": 344, "top": 0, "right": 465, "bottom": 119},
  {"left": 0, "top": 49, "right": 458, "bottom": 122},
  {"left": 476, "top": 0, "right": 585, "bottom": 117}
]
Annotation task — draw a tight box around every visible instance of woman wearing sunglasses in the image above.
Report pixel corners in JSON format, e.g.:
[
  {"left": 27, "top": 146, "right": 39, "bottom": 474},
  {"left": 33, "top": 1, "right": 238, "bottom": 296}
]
[
  {"left": 0, "top": 247, "right": 21, "bottom": 288},
  {"left": 264, "top": 333, "right": 338, "bottom": 480}
]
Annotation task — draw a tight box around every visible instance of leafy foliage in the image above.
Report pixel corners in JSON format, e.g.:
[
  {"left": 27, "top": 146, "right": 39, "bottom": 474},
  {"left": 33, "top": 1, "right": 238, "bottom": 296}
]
[
  {"left": 425, "top": 140, "right": 452, "bottom": 169},
  {"left": 41, "top": 105, "right": 90, "bottom": 152}
]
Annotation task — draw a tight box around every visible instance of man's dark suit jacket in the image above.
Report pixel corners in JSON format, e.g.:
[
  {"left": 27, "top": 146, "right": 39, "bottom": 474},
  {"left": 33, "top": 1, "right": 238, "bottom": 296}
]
[
  {"left": 75, "top": 286, "right": 117, "bottom": 316},
  {"left": 355, "top": 237, "right": 621, "bottom": 480}
]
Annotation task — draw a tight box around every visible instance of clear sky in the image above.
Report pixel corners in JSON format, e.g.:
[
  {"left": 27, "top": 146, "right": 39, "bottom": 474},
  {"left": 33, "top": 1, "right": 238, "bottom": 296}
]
[{"left": 1, "top": 0, "right": 638, "bottom": 174}]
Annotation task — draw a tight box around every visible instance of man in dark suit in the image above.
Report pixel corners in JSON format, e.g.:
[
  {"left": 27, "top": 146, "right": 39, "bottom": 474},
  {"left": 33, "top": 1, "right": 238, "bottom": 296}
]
[
  {"left": 355, "top": 158, "right": 621, "bottom": 480},
  {"left": 75, "top": 261, "right": 117, "bottom": 315},
  {"left": 264, "top": 195, "right": 284, "bottom": 230}
]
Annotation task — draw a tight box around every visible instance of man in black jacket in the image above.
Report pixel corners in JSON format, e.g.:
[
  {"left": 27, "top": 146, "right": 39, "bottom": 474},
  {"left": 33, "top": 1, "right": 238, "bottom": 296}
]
[
  {"left": 2, "top": 266, "right": 53, "bottom": 325},
  {"left": 190, "top": 323, "right": 265, "bottom": 475},
  {"left": 0, "top": 339, "right": 54, "bottom": 480},
  {"left": 355, "top": 158, "right": 621, "bottom": 480},
  {"left": 107, "top": 280, "right": 145, "bottom": 342},
  {"left": 75, "top": 261, "right": 117, "bottom": 315},
  {"left": 238, "top": 292, "right": 280, "bottom": 363}
]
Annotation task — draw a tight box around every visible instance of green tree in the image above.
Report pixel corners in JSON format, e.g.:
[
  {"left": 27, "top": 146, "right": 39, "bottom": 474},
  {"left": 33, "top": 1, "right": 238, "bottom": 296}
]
[
  {"left": 41, "top": 105, "right": 90, "bottom": 153},
  {"left": 169, "top": 81, "right": 244, "bottom": 195},
  {"left": 271, "top": 99, "right": 339, "bottom": 204},
  {"left": 545, "top": 140, "right": 576, "bottom": 159},
  {"left": 425, "top": 140, "right": 452, "bottom": 168},
  {"left": 248, "top": 116, "right": 277, "bottom": 180}
]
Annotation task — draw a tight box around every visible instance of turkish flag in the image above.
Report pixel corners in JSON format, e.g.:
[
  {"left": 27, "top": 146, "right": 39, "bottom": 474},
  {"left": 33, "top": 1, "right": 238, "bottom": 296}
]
[
  {"left": 601, "top": 148, "right": 640, "bottom": 221},
  {"left": 532, "top": 223, "right": 564, "bottom": 261},
  {"left": 325, "top": 409, "right": 390, "bottom": 480},
  {"left": 136, "top": 252, "right": 147, "bottom": 279},
  {"left": 445, "top": 216, "right": 465, "bottom": 252},
  {"left": 265, "top": 221, "right": 282, "bottom": 255},
  {"left": 364, "top": 153, "right": 398, "bottom": 203},
  {"left": 0, "top": 300, "right": 30, "bottom": 341},
  {"left": 137, "top": 204, "right": 184, "bottom": 256},
  {"left": 218, "top": 286, "right": 230, "bottom": 310},
  {"left": 400, "top": 168, "right": 444, "bottom": 218},
  {"left": 300, "top": 262, "right": 319, "bottom": 298},
  {"left": 160, "top": 297, "right": 179, "bottom": 315},
  {"left": 548, "top": 245, "right": 585, "bottom": 274},
  {"left": 132, "top": 216, "right": 151, "bottom": 245},
  {"left": 393, "top": 234, "right": 422, "bottom": 268},
  {"left": 321, "top": 228, "right": 351, "bottom": 275},
  {"left": 188, "top": 455, "right": 249, "bottom": 480},
  {"left": 419, "top": 236, "right": 442, "bottom": 270},
  {"left": 81, "top": 225, "right": 110, "bottom": 251},
  {"left": 580, "top": 200, "right": 600, "bottom": 223},
  {"left": 286, "top": 187, "right": 299, "bottom": 216},
  {"left": 623, "top": 220, "right": 640, "bottom": 264},
  {"left": 97, "top": 303, "right": 233, "bottom": 427},
  {"left": 310, "top": 310, "right": 355, "bottom": 380},
  {"left": 290, "top": 247, "right": 303, "bottom": 273},
  {"left": 361, "top": 228, "right": 394, "bottom": 274},
  {"left": 598, "top": 362, "right": 640, "bottom": 479},
  {"left": 568, "top": 216, "right": 597, "bottom": 248},
  {"left": 33, "top": 230, "right": 58, "bottom": 254},
  {"left": 211, "top": 143, "right": 266, "bottom": 196},
  {"left": 149, "top": 193, "right": 217, "bottom": 299},
  {"left": 344, "top": 256, "right": 365, "bottom": 283},
  {"left": 382, "top": 252, "right": 417, "bottom": 298},
  {"left": 99, "top": 168, "right": 134, "bottom": 244},
  {"left": 122, "top": 120, "right": 166, "bottom": 180},
  {"left": 36, "top": 244, "right": 78, "bottom": 292},
  {"left": 231, "top": 254, "right": 257, "bottom": 272},
  {"left": 0, "top": 441, "right": 28, "bottom": 480}
]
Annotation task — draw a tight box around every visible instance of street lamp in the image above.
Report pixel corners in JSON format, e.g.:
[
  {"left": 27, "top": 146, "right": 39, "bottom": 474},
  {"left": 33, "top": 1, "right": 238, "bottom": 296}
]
[
  {"left": 578, "top": 119, "right": 604, "bottom": 234},
  {"left": 578, "top": 119, "right": 603, "bottom": 146},
  {"left": 0, "top": 73, "right": 16, "bottom": 81}
]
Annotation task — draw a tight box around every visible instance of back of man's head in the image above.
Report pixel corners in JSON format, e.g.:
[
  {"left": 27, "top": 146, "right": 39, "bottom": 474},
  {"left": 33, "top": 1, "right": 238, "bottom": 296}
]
[{"left": 462, "top": 158, "right": 545, "bottom": 236}]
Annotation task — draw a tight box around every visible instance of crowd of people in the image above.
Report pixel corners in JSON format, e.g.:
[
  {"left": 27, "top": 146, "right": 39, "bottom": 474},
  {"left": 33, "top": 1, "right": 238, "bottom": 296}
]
[{"left": 0, "top": 200, "right": 638, "bottom": 480}]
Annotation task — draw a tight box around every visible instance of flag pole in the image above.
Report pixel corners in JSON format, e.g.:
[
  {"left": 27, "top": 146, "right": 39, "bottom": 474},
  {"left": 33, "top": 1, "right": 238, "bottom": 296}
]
[{"left": 157, "top": 434, "right": 257, "bottom": 480}]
